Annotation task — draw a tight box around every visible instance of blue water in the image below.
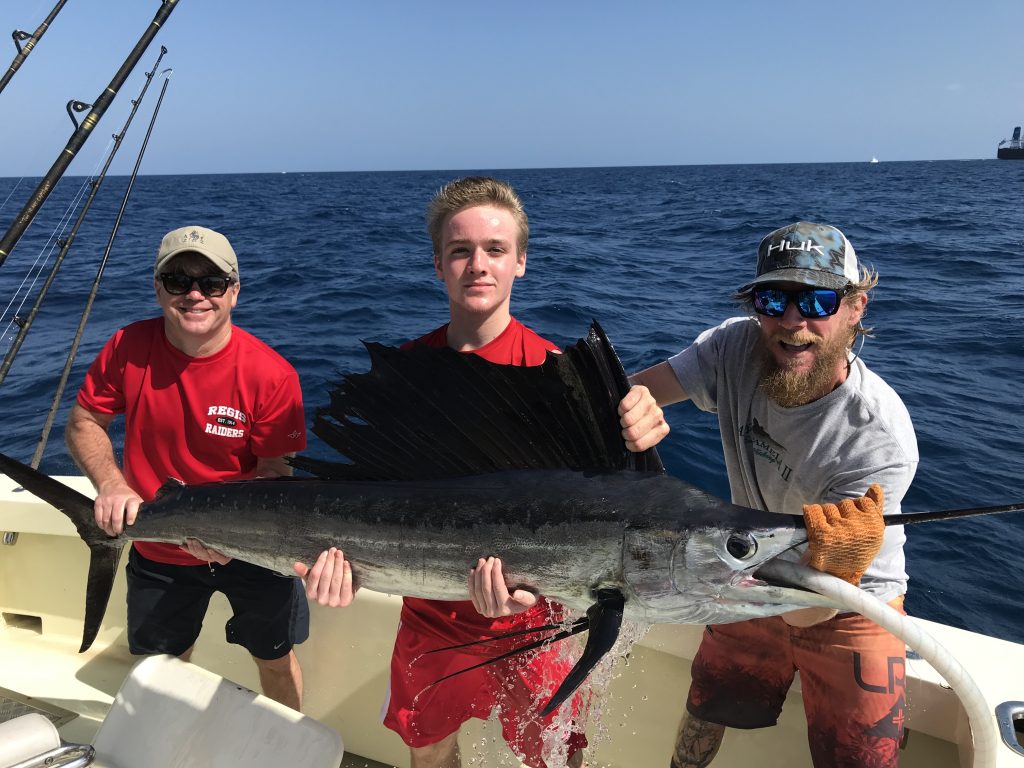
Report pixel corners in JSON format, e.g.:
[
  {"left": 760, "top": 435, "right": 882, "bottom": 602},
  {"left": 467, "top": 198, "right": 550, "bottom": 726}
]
[{"left": 1, "top": 161, "right": 1022, "bottom": 644}]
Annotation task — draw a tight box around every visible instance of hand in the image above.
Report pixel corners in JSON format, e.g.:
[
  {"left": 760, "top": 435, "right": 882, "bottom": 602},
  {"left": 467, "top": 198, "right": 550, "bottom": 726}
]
[
  {"left": 181, "top": 538, "right": 232, "bottom": 565},
  {"left": 294, "top": 548, "right": 356, "bottom": 607},
  {"left": 618, "top": 384, "right": 669, "bottom": 452},
  {"left": 93, "top": 480, "right": 143, "bottom": 536},
  {"left": 803, "top": 484, "right": 885, "bottom": 585},
  {"left": 469, "top": 557, "right": 538, "bottom": 618}
]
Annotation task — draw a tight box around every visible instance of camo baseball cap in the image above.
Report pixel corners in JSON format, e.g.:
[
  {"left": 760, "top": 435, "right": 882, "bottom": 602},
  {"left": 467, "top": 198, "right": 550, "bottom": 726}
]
[
  {"left": 154, "top": 226, "right": 238, "bottom": 277},
  {"left": 740, "top": 222, "right": 859, "bottom": 292}
]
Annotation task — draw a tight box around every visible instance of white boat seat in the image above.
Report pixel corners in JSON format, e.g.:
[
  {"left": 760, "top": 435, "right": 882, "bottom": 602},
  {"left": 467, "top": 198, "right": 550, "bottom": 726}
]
[
  {"left": 0, "top": 713, "right": 93, "bottom": 768},
  {"left": 90, "top": 655, "right": 344, "bottom": 768}
]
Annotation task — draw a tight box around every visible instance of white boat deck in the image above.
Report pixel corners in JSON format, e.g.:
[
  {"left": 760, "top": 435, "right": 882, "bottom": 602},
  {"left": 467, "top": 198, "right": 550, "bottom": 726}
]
[{"left": 2, "top": 475, "right": 1021, "bottom": 767}]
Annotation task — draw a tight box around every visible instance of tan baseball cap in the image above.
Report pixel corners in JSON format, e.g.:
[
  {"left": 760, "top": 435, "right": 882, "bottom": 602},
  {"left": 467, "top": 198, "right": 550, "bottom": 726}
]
[{"left": 154, "top": 226, "right": 239, "bottom": 277}]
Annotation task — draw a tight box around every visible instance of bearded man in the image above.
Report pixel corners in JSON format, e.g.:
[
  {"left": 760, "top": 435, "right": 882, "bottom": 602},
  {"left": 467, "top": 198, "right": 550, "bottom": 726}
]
[{"left": 630, "top": 222, "right": 918, "bottom": 768}]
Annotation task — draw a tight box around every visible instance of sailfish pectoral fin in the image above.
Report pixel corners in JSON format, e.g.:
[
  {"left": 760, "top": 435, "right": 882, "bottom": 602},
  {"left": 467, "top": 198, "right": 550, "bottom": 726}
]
[
  {"left": 418, "top": 617, "right": 592, "bottom": 697},
  {"left": 540, "top": 588, "right": 625, "bottom": 716},
  {"left": 417, "top": 589, "right": 627, "bottom": 715},
  {"left": 418, "top": 619, "right": 576, "bottom": 657},
  {"left": 417, "top": 618, "right": 593, "bottom": 688}
]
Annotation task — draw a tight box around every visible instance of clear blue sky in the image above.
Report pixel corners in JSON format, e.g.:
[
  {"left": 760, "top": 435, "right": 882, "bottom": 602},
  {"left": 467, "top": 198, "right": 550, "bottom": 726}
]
[{"left": 4, "top": 0, "right": 1024, "bottom": 176}]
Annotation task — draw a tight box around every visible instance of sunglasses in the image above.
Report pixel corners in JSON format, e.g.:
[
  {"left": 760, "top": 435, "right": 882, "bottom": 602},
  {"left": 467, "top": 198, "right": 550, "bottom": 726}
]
[
  {"left": 158, "top": 272, "right": 235, "bottom": 298},
  {"left": 752, "top": 286, "right": 848, "bottom": 319}
]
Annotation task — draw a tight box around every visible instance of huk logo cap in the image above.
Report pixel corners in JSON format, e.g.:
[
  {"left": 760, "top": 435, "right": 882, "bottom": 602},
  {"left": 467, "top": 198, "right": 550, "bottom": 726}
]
[
  {"left": 154, "top": 226, "right": 239, "bottom": 278},
  {"left": 740, "top": 221, "right": 859, "bottom": 292}
]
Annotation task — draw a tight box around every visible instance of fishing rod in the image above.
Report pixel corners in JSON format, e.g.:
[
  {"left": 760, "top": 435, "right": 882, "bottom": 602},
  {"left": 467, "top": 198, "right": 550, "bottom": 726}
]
[
  {"left": 0, "top": 0, "right": 179, "bottom": 270},
  {"left": 783, "top": 500, "right": 1024, "bottom": 528},
  {"left": 892, "top": 501, "right": 1024, "bottom": 524},
  {"left": 0, "top": 0, "right": 69, "bottom": 95},
  {"left": 0, "top": 47, "right": 168, "bottom": 390},
  {"left": 31, "top": 67, "right": 174, "bottom": 468}
]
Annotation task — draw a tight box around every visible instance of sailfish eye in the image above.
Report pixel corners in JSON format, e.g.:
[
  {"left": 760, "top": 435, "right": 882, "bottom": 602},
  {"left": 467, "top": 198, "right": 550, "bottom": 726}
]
[{"left": 725, "top": 532, "right": 758, "bottom": 560}]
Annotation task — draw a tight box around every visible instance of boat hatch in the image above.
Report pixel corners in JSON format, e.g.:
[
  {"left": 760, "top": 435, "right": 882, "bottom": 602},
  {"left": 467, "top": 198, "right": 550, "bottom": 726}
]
[{"left": 996, "top": 700, "right": 1024, "bottom": 757}]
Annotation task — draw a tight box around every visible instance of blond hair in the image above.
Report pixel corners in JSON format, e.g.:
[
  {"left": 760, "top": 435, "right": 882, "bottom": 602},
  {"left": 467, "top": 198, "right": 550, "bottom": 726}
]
[
  {"left": 846, "top": 265, "right": 879, "bottom": 340},
  {"left": 426, "top": 177, "right": 529, "bottom": 255}
]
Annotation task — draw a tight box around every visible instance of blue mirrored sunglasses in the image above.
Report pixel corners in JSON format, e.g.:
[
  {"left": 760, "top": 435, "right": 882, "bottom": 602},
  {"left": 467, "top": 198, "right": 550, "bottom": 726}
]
[{"left": 752, "top": 286, "right": 848, "bottom": 319}]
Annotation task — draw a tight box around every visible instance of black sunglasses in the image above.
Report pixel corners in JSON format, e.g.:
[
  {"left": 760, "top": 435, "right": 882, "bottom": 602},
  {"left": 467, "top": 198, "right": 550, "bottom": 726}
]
[
  {"left": 752, "top": 286, "right": 849, "bottom": 319},
  {"left": 158, "top": 272, "right": 235, "bottom": 298}
]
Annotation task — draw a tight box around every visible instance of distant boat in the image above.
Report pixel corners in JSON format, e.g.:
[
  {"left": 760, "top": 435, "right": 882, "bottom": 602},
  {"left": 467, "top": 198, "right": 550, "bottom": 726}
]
[
  {"left": 997, "top": 126, "right": 1024, "bottom": 159},
  {"left": 870, "top": 157, "right": 879, "bottom": 163}
]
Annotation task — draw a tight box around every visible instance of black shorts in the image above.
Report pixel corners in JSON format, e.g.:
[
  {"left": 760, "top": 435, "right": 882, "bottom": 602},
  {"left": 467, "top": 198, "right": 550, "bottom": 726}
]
[{"left": 126, "top": 547, "right": 310, "bottom": 660}]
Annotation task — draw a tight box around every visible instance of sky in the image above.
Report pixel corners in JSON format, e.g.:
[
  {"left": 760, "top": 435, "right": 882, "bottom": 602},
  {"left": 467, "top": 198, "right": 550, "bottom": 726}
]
[{"left": 2, "top": 0, "right": 1024, "bottom": 176}]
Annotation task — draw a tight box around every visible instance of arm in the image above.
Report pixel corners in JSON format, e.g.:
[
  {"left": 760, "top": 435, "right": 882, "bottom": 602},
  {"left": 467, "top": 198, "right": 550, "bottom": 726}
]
[
  {"left": 629, "top": 361, "right": 690, "bottom": 407},
  {"left": 65, "top": 403, "right": 141, "bottom": 536}
]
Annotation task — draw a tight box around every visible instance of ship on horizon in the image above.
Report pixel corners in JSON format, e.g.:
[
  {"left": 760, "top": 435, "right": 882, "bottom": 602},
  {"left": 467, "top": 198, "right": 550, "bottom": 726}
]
[{"left": 997, "top": 125, "right": 1024, "bottom": 159}]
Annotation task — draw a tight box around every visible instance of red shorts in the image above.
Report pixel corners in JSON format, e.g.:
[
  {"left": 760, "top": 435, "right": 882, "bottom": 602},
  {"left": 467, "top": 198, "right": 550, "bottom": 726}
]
[
  {"left": 686, "top": 599, "right": 907, "bottom": 768},
  {"left": 383, "top": 599, "right": 588, "bottom": 768}
]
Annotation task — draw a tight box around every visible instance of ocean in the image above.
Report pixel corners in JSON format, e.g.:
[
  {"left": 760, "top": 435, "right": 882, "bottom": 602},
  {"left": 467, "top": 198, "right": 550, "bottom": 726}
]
[{"left": 1, "top": 161, "right": 1022, "bottom": 644}]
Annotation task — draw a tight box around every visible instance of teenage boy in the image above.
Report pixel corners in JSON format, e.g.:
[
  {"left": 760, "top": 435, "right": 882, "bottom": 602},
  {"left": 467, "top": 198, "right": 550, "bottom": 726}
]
[{"left": 296, "top": 177, "right": 669, "bottom": 768}]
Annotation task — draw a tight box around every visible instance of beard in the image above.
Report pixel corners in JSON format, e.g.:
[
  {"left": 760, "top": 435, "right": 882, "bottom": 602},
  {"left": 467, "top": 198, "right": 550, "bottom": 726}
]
[{"left": 756, "top": 326, "right": 854, "bottom": 407}]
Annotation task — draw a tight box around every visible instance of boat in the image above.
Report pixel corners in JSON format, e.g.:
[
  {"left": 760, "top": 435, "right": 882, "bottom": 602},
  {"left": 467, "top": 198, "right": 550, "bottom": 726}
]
[
  {"left": 3, "top": 475, "right": 1024, "bottom": 767},
  {"left": 2, "top": 11, "right": 1024, "bottom": 767},
  {"left": 871, "top": 157, "right": 880, "bottom": 163},
  {"left": 997, "top": 127, "right": 1024, "bottom": 159}
]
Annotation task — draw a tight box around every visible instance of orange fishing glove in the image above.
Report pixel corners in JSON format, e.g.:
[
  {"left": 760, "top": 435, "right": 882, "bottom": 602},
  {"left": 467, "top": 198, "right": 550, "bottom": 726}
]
[{"left": 802, "top": 484, "right": 885, "bottom": 585}]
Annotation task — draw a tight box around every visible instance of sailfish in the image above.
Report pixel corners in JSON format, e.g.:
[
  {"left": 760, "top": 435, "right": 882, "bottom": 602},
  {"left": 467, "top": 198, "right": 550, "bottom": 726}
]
[{"left": 0, "top": 322, "right": 1020, "bottom": 715}]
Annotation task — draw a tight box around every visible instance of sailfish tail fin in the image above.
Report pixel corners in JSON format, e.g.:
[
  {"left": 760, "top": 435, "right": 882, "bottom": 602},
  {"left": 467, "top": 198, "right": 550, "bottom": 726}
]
[{"left": 0, "top": 450, "right": 122, "bottom": 652}]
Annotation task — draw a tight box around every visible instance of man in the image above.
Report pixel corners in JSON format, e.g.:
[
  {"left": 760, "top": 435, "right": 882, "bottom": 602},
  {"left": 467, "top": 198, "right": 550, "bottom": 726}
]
[
  {"left": 629, "top": 222, "right": 918, "bottom": 768},
  {"left": 295, "top": 177, "right": 669, "bottom": 768},
  {"left": 65, "top": 225, "right": 309, "bottom": 710}
]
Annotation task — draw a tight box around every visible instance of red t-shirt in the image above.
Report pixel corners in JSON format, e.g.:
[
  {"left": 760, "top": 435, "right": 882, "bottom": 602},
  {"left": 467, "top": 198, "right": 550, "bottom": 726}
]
[
  {"left": 399, "top": 316, "right": 560, "bottom": 647},
  {"left": 76, "top": 317, "right": 307, "bottom": 565},
  {"left": 404, "top": 316, "right": 556, "bottom": 366}
]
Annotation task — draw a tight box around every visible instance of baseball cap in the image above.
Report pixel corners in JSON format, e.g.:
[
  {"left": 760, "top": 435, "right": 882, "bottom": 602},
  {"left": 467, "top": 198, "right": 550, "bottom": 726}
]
[
  {"left": 740, "top": 222, "right": 859, "bottom": 292},
  {"left": 154, "top": 226, "right": 238, "bottom": 277}
]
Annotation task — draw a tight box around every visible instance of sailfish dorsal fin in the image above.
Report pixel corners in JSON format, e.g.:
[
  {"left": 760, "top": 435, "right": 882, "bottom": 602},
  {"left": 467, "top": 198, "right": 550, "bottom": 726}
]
[{"left": 291, "top": 321, "right": 664, "bottom": 480}]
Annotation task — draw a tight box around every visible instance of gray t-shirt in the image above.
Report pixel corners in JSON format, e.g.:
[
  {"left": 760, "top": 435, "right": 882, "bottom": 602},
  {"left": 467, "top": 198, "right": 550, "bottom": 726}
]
[{"left": 667, "top": 317, "right": 918, "bottom": 600}]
